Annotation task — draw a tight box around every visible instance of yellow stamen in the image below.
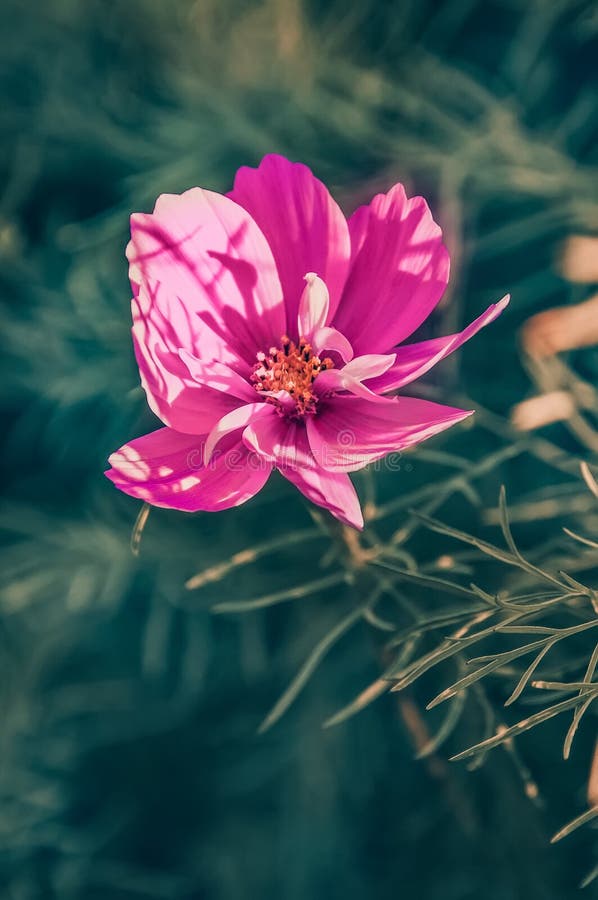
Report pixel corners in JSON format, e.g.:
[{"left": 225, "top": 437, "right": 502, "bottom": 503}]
[{"left": 251, "top": 335, "right": 333, "bottom": 416}]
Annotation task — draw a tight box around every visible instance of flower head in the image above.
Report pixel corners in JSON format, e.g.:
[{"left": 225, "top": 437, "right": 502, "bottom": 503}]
[{"left": 106, "top": 155, "right": 509, "bottom": 529}]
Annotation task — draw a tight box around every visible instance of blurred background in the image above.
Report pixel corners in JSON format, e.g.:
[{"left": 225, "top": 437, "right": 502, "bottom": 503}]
[{"left": 2, "top": 0, "right": 598, "bottom": 897}]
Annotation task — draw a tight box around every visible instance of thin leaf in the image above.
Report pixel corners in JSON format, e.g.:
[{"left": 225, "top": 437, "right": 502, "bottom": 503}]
[
  {"left": 565, "top": 696, "right": 596, "bottom": 760},
  {"left": 564, "top": 641, "right": 598, "bottom": 759},
  {"left": 581, "top": 461, "right": 598, "bottom": 499},
  {"left": 130, "top": 503, "right": 150, "bottom": 556},
  {"left": 362, "top": 605, "right": 396, "bottom": 632},
  {"left": 497, "top": 625, "right": 560, "bottom": 635},
  {"left": 451, "top": 693, "right": 596, "bottom": 762},
  {"left": 504, "top": 643, "right": 554, "bottom": 706},
  {"left": 389, "top": 612, "right": 519, "bottom": 687},
  {"left": 498, "top": 485, "right": 520, "bottom": 559},
  {"left": 416, "top": 690, "right": 467, "bottom": 758},
  {"left": 563, "top": 527, "right": 598, "bottom": 550},
  {"left": 323, "top": 677, "right": 390, "bottom": 729},
  {"left": 427, "top": 637, "right": 553, "bottom": 709},
  {"left": 259, "top": 604, "right": 365, "bottom": 733},
  {"left": 185, "top": 528, "right": 318, "bottom": 590},
  {"left": 551, "top": 806, "right": 598, "bottom": 843},
  {"left": 386, "top": 607, "right": 493, "bottom": 652},
  {"left": 372, "top": 559, "right": 484, "bottom": 600},
  {"left": 212, "top": 572, "right": 346, "bottom": 613},
  {"left": 472, "top": 618, "right": 598, "bottom": 665},
  {"left": 580, "top": 862, "right": 598, "bottom": 889},
  {"left": 532, "top": 681, "right": 598, "bottom": 693},
  {"left": 373, "top": 443, "right": 524, "bottom": 522},
  {"left": 414, "top": 510, "right": 567, "bottom": 590}
]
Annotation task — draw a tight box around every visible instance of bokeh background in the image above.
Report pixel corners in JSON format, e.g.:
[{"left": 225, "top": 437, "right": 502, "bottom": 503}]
[{"left": 2, "top": 1, "right": 598, "bottom": 897}]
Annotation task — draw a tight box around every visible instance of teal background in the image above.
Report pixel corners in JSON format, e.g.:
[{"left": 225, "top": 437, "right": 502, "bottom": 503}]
[{"left": 1, "top": 1, "right": 597, "bottom": 897}]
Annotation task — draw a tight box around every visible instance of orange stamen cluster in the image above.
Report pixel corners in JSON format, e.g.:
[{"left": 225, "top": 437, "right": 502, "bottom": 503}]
[{"left": 251, "top": 335, "right": 334, "bottom": 416}]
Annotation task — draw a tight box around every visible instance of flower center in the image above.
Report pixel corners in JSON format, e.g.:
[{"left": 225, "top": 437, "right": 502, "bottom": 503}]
[{"left": 251, "top": 335, "right": 334, "bottom": 416}]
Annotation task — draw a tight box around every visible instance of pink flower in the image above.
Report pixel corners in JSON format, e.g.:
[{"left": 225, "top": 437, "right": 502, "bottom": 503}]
[{"left": 106, "top": 155, "right": 509, "bottom": 530}]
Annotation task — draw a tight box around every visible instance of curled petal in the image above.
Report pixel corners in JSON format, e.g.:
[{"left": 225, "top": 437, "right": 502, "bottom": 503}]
[
  {"left": 204, "top": 402, "right": 275, "bottom": 464},
  {"left": 310, "top": 327, "right": 354, "bottom": 363},
  {"left": 258, "top": 389, "right": 297, "bottom": 414},
  {"left": 298, "top": 273, "right": 330, "bottom": 338},
  {"left": 315, "top": 353, "right": 396, "bottom": 402},
  {"left": 106, "top": 428, "right": 272, "bottom": 512},
  {"left": 339, "top": 354, "right": 396, "bottom": 380},
  {"left": 369, "top": 295, "right": 511, "bottom": 394}
]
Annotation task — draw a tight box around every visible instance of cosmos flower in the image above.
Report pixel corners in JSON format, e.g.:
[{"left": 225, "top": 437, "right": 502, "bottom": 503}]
[{"left": 106, "top": 155, "right": 509, "bottom": 529}]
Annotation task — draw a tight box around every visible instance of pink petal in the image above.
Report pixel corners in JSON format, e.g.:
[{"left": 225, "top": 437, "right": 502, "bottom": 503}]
[
  {"left": 204, "top": 402, "right": 275, "bottom": 464},
  {"left": 367, "top": 295, "right": 511, "bottom": 394},
  {"left": 242, "top": 415, "right": 363, "bottom": 528},
  {"left": 134, "top": 279, "right": 245, "bottom": 373},
  {"left": 333, "top": 184, "right": 450, "bottom": 355},
  {"left": 179, "top": 349, "right": 256, "bottom": 401},
  {"left": 132, "top": 284, "right": 245, "bottom": 434},
  {"left": 229, "top": 155, "right": 351, "bottom": 331},
  {"left": 127, "top": 188, "right": 286, "bottom": 363},
  {"left": 307, "top": 395, "right": 473, "bottom": 472},
  {"left": 259, "top": 390, "right": 297, "bottom": 414},
  {"left": 339, "top": 354, "right": 396, "bottom": 380},
  {"left": 106, "top": 428, "right": 271, "bottom": 512},
  {"left": 297, "top": 273, "right": 330, "bottom": 338},
  {"left": 311, "top": 327, "right": 354, "bottom": 363},
  {"left": 280, "top": 461, "right": 364, "bottom": 531},
  {"left": 243, "top": 414, "right": 313, "bottom": 468},
  {"left": 315, "top": 373, "right": 389, "bottom": 403},
  {"left": 315, "top": 353, "right": 396, "bottom": 403}
]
